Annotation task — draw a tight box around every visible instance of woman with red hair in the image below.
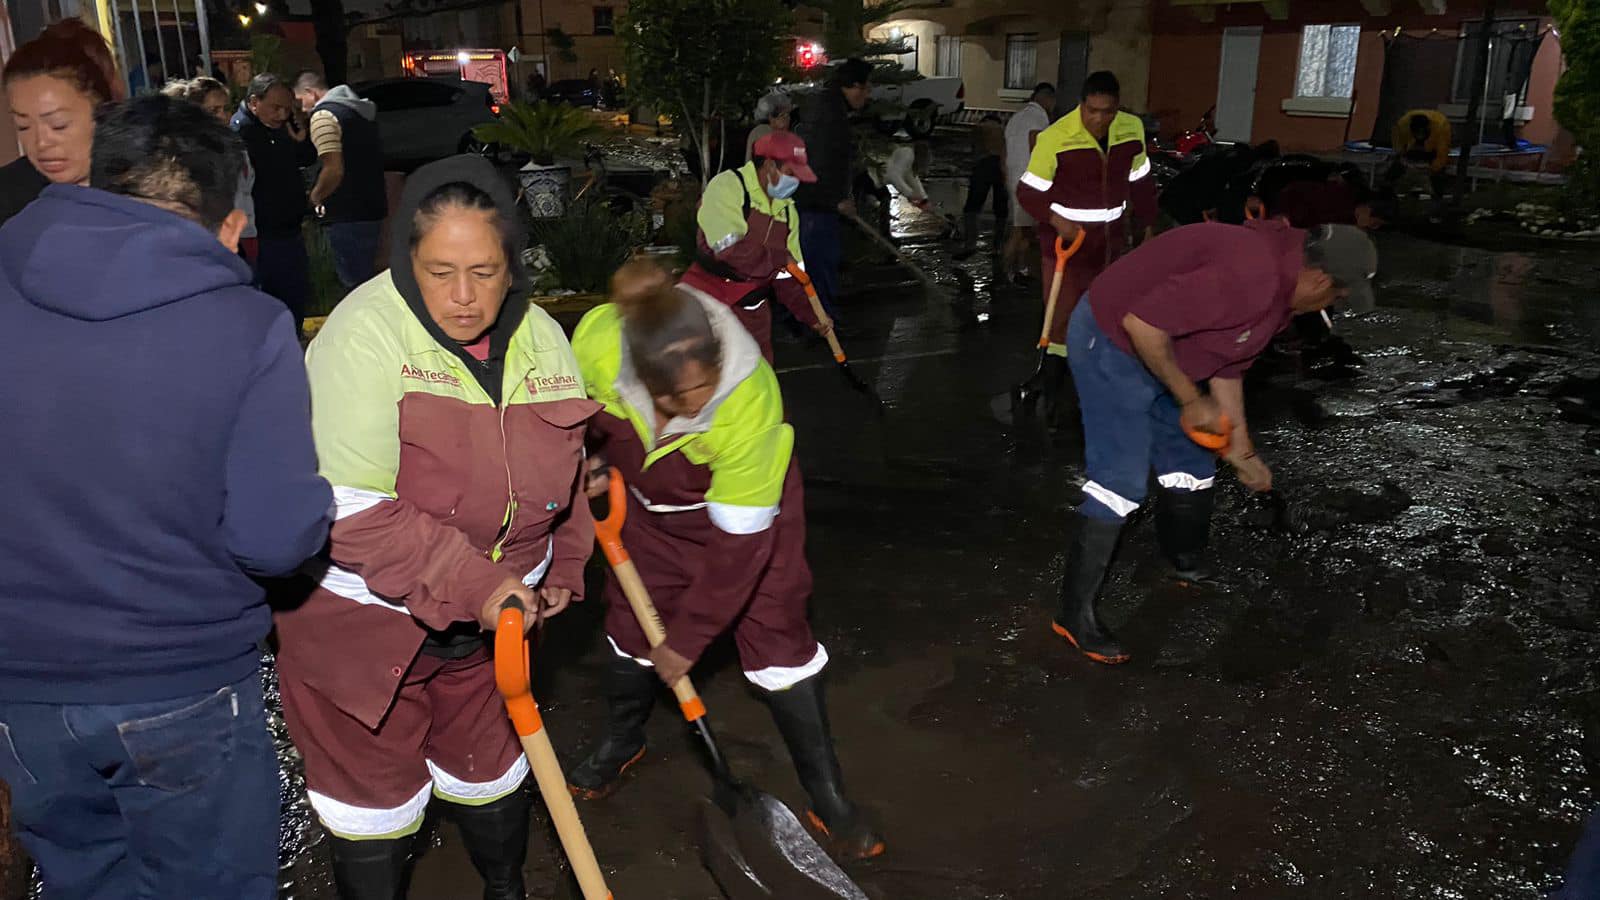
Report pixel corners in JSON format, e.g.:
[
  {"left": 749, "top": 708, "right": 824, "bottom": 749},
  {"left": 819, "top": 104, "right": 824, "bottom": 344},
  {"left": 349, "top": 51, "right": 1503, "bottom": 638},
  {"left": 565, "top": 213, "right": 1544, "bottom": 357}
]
[{"left": 1, "top": 19, "right": 123, "bottom": 226}]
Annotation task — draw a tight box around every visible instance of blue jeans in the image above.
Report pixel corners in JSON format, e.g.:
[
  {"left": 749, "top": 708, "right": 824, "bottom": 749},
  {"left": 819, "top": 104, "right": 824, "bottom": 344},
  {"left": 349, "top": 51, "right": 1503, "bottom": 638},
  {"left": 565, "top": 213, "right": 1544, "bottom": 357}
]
[
  {"left": 325, "top": 220, "right": 384, "bottom": 290},
  {"left": 798, "top": 209, "right": 842, "bottom": 319},
  {"left": 1066, "top": 298, "right": 1216, "bottom": 521},
  {"left": 0, "top": 671, "right": 279, "bottom": 900}
]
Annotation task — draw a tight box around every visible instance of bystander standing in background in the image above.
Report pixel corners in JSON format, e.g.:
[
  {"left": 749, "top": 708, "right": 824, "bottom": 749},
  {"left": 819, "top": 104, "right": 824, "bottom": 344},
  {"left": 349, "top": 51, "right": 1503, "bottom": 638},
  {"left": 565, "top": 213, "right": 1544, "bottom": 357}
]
[
  {"left": 294, "top": 70, "right": 388, "bottom": 289},
  {"left": 1001, "top": 83, "right": 1055, "bottom": 279},
  {"left": 0, "top": 20, "right": 123, "bottom": 227},
  {"left": 953, "top": 113, "right": 1007, "bottom": 259},
  {"left": 233, "top": 73, "right": 315, "bottom": 332},
  {"left": 795, "top": 57, "right": 872, "bottom": 323}
]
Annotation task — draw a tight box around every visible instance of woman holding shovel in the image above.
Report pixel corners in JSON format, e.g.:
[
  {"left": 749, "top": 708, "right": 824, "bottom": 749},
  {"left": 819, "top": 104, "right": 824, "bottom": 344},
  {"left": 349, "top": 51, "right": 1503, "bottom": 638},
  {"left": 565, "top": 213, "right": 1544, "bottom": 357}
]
[
  {"left": 275, "top": 156, "right": 599, "bottom": 899},
  {"left": 567, "top": 259, "right": 885, "bottom": 860}
]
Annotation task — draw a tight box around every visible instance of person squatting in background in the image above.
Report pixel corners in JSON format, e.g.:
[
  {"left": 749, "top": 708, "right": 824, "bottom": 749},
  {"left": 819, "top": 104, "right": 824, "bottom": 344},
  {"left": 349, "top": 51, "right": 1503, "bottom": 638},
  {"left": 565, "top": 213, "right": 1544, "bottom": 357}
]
[{"left": 567, "top": 259, "right": 886, "bottom": 860}]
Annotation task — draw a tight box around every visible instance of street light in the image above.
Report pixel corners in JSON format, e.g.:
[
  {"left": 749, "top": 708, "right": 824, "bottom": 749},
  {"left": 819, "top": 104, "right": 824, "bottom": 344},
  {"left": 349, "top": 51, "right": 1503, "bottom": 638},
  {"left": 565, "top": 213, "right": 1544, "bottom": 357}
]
[
  {"left": 237, "top": 12, "right": 251, "bottom": 26},
  {"left": 253, "top": 2, "right": 267, "bottom": 13}
]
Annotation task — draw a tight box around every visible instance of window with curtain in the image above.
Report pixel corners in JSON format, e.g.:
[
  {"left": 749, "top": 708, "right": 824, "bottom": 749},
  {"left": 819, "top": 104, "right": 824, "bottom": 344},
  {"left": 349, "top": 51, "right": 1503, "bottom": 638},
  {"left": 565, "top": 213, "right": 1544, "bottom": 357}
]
[
  {"left": 936, "top": 36, "right": 962, "bottom": 77},
  {"left": 1293, "top": 24, "right": 1360, "bottom": 98},
  {"left": 1005, "top": 33, "right": 1037, "bottom": 90}
]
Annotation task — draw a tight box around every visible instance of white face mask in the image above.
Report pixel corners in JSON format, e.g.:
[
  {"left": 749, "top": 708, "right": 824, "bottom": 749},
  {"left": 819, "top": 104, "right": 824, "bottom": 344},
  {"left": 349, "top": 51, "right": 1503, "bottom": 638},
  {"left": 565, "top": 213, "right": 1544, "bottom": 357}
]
[{"left": 769, "top": 171, "right": 800, "bottom": 200}]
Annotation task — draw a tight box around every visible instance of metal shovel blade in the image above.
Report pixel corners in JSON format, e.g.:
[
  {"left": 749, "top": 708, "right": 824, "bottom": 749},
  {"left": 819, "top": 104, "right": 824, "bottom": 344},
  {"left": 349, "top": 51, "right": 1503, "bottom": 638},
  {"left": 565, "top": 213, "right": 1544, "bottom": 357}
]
[{"left": 697, "top": 789, "right": 868, "bottom": 900}]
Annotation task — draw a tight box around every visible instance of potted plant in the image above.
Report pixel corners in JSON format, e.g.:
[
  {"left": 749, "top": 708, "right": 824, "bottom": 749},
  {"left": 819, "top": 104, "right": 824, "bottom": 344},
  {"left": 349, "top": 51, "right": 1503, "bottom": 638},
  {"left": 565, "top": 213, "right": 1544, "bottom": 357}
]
[{"left": 472, "top": 101, "right": 603, "bottom": 217}]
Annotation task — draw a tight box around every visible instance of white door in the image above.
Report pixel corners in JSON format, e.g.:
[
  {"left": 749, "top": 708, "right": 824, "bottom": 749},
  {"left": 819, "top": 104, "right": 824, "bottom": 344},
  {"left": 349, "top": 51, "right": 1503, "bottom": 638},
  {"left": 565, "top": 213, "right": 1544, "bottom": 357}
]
[{"left": 1214, "top": 27, "right": 1262, "bottom": 143}]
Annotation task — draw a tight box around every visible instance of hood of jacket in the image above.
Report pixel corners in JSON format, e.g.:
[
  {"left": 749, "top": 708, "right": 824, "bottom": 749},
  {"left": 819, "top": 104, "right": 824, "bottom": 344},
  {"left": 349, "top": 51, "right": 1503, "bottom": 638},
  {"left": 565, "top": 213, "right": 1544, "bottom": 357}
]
[
  {"left": 388, "top": 154, "right": 529, "bottom": 380},
  {"left": 0, "top": 184, "right": 253, "bottom": 321},
  {"left": 317, "top": 84, "right": 378, "bottom": 121},
  {"left": 614, "top": 284, "right": 762, "bottom": 439}
]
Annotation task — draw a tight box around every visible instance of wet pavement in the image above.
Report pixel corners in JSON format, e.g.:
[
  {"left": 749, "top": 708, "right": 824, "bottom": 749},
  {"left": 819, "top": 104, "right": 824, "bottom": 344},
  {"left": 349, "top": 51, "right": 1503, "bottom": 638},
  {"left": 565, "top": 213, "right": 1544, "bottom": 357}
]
[{"left": 258, "top": 172, "right": 1600, "bottom": 899}]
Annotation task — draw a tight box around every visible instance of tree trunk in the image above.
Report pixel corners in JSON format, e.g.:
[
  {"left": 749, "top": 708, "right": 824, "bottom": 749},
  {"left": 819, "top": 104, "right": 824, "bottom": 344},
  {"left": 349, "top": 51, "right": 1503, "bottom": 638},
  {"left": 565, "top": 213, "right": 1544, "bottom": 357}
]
[
  {"left": 699, "top": 79, "right": 712, "bottom": 187},
  {"left": 309, "top": 0, "right": 349, "bottom": 85},
  {"left": 0, "top": 784, "right": 30, "bottom": 900}
]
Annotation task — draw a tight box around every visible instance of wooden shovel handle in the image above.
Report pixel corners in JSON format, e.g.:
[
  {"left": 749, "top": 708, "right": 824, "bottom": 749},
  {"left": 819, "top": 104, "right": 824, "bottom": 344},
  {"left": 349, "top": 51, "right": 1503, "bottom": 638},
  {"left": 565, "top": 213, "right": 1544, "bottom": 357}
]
[
  {"left": 786, "top": 262, "right": 847, "bottom": 364},
  {"left": 494, "top": 609, "right": 613, "bottom": 900},
  {"left": 1036, "top": 230, "right": 1086, "bottom": 350},
  {"left": 591, "top": 468, "right": 708, "bottom": 723}
]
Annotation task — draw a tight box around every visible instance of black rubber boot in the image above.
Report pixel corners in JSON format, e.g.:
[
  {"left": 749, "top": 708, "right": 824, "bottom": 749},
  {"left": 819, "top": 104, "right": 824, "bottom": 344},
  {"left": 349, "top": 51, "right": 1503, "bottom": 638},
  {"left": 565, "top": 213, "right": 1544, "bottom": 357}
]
[
  {"left": 567, "top": 654, "right": 656, "bottom": 800},
  {"left": 450, "top": 790, "right": 531, "bottom": 900},
  {"left": 329, "top": 834, "right": 414, "bottom": 900},
  {"left": 765, "top": 674, "right": 886, "bottom": 860},
  {"left": 1156, "top": 487, "right": 1214, "bottom": 585},
  {"left": 1051, "top": 516, "right": 1130, "bottom": 665},
  {"left": 952, "top": 211, "right": 980, "bottom": 259}
]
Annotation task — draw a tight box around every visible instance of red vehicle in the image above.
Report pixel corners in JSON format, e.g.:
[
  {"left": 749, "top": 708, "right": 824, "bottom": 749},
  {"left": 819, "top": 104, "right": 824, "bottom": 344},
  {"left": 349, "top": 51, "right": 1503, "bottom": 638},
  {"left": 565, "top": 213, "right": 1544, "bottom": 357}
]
[{"left": 402, "top": 49, "right": 510, "bottom": 108}]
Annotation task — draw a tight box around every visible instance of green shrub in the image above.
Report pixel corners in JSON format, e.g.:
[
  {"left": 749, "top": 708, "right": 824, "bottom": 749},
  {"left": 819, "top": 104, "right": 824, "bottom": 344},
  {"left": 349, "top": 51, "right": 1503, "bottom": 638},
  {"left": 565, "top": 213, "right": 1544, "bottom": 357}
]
[
  {"left": 303, "top": 223, "right": 344, "bottom": 318},
  {"left": 531, "top": 197, "right": 649, "bottom": 293}
]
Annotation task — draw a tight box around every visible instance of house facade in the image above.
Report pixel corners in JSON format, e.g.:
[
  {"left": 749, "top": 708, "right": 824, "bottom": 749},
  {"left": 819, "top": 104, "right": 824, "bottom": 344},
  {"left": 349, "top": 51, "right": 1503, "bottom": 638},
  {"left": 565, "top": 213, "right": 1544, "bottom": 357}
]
[
  {"left": 863, "top": 0, "right": 1156, "bottom": 113},
  {"left": 1145, "top": 0, "right": 1568, "bottom": 157}
]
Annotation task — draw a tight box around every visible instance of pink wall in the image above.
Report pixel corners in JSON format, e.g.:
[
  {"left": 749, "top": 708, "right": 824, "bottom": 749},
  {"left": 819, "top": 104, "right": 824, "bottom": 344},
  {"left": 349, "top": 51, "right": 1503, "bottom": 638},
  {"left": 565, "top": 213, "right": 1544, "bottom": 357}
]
[{"left": 1147, "top": 3, "right": 1570, "bottom": 161}]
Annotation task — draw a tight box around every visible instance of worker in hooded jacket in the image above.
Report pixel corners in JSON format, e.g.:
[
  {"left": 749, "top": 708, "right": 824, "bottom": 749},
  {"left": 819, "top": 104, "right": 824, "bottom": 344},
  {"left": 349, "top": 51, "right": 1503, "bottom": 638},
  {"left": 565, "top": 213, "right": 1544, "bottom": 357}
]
[
  {"left": 275, "top": 155, "right": 599, "bottom": 900},
  {"left": 565, "top": 259, "right": 885, "bottom": 860}
]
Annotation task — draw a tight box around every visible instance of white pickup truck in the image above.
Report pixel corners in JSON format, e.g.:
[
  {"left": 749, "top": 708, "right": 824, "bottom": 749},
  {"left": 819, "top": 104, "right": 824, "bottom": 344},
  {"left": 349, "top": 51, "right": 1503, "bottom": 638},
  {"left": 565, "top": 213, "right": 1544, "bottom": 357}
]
[{"left": 871, "top": 76, "right": 965, "bottom": 138}]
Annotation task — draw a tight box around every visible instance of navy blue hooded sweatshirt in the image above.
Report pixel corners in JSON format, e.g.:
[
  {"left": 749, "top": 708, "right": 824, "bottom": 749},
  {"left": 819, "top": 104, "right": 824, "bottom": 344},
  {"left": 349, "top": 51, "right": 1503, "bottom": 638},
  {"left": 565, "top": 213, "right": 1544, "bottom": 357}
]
[{"left": 0, "top": 185, "right": 332, "bottom": 704}]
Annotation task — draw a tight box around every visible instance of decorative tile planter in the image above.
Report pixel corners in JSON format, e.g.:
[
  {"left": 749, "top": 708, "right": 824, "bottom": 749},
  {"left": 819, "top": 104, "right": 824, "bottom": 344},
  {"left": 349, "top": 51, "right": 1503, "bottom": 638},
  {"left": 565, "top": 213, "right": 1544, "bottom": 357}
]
[{"left": 519, "top": 163, "right": 571, "bottom": 219}]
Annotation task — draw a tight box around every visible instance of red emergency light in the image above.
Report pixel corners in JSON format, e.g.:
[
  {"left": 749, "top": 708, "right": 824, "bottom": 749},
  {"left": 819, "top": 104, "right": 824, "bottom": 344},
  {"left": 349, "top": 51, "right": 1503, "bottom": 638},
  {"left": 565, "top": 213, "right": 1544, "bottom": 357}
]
[{"left": 795, "top": 41, "right": 825, "bottom": 69}]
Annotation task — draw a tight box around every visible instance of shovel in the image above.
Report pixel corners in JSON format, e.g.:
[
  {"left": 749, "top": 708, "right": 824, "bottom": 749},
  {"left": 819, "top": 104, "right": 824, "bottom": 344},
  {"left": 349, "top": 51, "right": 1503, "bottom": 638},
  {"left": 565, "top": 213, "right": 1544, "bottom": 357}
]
[
  {"left": 592, "top": 469, "right": 869, "bottom": 900},
  {"left": 785, "top": 262, "right": 885, "bottom": 411},
  {"left": 1181, "top": 414, "right": 1305, "bottom": 534},
  {"left": 1010, "top": 229, "right": 1086, "bottom": 418},
  {"left": 843, "top": 210, "right": 948, "bottom": 301},
  {"left": 494, "top": 605, "right": 613, "bottom": 900}
]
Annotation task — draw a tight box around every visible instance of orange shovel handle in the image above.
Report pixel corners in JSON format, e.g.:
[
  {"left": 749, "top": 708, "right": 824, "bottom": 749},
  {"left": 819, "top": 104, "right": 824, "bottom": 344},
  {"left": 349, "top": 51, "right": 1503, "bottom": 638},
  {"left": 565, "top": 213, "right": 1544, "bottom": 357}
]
[
  {"left": 786, "top": 262, "right": 847, "bottom": 364},
  {"left": 493, "top": 608, "right": 613, "bottom": 900},
  {"left": 591, "top": 467, "right": 708, "bottom": 724},
  {"left": 593, "top": 466, "right": 629, "bottom": 568},
  {"left": 1035, "top": 230, "right": 1086, "bottom": 350},
  {"left": 494, "top": 607, "right": 540, "bottom": 736}
]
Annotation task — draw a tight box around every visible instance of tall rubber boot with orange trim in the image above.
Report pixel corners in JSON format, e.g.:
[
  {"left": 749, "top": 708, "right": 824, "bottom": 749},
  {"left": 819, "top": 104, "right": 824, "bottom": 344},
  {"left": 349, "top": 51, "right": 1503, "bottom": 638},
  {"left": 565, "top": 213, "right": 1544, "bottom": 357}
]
[
  {"left": 765, "top": 673, "right": 887, "bottom": 860},
  {"left": 567, "top": 652, "right": 656, "bottom": 800},
  {"left": 1051, "top": 516, "right": 1130, "bottom": 665}
]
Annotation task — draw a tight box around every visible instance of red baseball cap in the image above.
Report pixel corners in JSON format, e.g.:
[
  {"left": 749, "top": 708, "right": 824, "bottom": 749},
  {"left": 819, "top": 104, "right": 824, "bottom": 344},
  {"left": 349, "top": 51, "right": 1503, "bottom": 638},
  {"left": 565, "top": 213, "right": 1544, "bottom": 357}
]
[{"left": 752, "top": 130, "right": 818, "bottom": 183}]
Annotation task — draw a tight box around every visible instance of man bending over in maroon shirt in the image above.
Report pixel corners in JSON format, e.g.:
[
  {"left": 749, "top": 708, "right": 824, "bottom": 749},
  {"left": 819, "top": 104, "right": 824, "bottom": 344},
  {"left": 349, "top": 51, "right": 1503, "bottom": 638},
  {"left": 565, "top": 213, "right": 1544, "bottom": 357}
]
[{"left": 1050, "top": 219, "right": 1377, "bottom": 665}]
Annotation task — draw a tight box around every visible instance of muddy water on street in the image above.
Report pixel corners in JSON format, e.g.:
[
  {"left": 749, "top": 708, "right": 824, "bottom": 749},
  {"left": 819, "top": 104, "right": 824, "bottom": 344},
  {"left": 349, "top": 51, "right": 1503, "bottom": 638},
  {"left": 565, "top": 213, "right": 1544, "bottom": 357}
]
[{"left": 267, "top": 219, "right": 1599, "bottom": 899}]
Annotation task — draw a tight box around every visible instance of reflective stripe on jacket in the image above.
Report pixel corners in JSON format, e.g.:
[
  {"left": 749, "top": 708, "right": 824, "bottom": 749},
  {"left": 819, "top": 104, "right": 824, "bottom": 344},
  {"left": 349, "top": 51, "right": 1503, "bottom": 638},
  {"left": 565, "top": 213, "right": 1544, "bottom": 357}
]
[
  {"left": 275, "top": 273, "right": 598, "bottom": 728},
  {"left": 572, "top": 289, "right": 795, "bottom": 661},
  {"left": 1016, "top": 107, "right": 1156, "bottom": 231}
]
